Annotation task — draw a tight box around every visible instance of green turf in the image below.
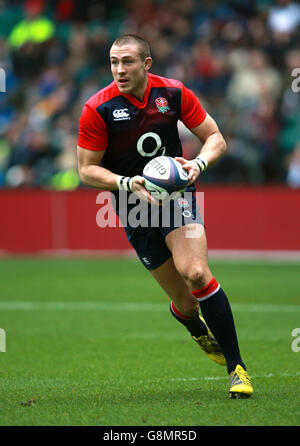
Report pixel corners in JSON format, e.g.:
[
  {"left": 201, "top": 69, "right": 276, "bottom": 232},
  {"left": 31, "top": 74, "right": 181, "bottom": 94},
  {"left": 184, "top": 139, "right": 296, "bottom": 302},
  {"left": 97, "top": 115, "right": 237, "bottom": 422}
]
[{"left": 0, "top": 257, "right": 300, "bottom": 426}]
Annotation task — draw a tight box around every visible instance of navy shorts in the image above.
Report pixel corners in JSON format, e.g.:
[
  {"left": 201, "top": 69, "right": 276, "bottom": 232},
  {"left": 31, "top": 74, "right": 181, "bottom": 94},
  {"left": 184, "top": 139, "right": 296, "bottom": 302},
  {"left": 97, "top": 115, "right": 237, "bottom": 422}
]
[{"left": 124, "top": 192, "right": 204, "bottom": 270}]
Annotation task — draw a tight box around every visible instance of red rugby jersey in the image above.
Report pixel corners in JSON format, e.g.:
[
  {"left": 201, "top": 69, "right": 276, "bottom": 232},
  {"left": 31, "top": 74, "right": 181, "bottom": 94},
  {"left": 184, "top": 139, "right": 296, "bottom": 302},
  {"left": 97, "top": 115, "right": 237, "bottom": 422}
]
[{"left": 78, "top": 73, "right": 206, "bottom": 177}]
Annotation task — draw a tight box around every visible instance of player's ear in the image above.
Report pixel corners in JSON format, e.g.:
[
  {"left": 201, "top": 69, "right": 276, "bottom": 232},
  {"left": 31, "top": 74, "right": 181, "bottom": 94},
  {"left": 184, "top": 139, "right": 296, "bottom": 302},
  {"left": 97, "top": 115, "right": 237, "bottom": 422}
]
[{"left": 144, "top": 57, "right": 153, "bottom": 71}]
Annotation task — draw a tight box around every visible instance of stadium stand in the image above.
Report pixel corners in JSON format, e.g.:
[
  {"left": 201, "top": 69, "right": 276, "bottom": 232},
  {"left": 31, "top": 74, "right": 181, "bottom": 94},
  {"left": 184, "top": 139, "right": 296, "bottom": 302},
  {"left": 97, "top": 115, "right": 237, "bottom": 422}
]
[{"left": 0, "top": 0, "right": 300, "bottom": 189}]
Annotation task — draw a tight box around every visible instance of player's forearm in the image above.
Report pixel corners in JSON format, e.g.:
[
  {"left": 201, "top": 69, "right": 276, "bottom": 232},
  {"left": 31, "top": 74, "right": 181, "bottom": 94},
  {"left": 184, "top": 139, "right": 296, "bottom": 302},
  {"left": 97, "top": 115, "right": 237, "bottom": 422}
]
[
  {"left": 79, "top": 164, "right": 119, "bottom": 190},
  {"left": 198, "top": 131, "right": 227, "bottom": 167}
]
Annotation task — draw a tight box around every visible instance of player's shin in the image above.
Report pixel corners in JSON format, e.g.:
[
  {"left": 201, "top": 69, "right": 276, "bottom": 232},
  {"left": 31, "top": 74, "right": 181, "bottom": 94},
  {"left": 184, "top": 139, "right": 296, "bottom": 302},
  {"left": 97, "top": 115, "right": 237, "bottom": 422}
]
[
  {"left": 170, "top": 299, "right": 226, "bottom": 366},
  {"left": 169, "top": 301, "right": 208, "bottom": 337}
]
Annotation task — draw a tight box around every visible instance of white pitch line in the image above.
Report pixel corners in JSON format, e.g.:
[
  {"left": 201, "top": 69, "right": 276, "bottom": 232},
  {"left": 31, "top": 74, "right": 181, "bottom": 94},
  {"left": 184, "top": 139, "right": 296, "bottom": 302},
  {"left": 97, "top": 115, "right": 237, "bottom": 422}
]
[
  {"left": 165, "top": 371, "right": 300, "bottom": 382},
  {"left": 231, "top": 303, "right": 300, "bottom": 313},
  {"left": 0, "top": 301, "right": 299, "bottom": 313},
  {"left": 208, "top": 249, "right": 300, "bottom": 261},
  {"left": 5, "top": 372, "right": 300, "bottom": 388},
  {"left": 6, "top": 372, "right": 300, "bottom": 389}
]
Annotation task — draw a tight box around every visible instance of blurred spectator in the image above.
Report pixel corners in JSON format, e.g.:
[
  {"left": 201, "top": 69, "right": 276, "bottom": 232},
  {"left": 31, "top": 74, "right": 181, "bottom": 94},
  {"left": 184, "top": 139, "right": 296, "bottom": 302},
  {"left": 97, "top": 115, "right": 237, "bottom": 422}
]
[
  {"left": 226, "top": 49, "right": 282, "bottom": 110},
  {"left": 268, "top": 0, "right": 300, "bottom": 35},
  {"left": 8, "top": 0, "right": 55, "bottom": 48}
]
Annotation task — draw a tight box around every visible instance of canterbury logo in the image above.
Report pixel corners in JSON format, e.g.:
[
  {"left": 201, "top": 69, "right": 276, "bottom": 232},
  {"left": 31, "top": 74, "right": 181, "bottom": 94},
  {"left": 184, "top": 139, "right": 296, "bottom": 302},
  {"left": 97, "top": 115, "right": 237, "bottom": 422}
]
[{"left": 113, "top": 108, "right": 130, "bottom": 120}]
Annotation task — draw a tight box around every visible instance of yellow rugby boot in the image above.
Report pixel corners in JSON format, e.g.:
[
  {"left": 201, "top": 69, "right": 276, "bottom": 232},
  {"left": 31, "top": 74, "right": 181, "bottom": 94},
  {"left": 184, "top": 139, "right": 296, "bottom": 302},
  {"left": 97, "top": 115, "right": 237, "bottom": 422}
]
[
  {"left": 192, "top": 317, "right": 226, "bottom": 366},
  {"left": 229, "top": 364, "right": 253, "bottom": 399}
]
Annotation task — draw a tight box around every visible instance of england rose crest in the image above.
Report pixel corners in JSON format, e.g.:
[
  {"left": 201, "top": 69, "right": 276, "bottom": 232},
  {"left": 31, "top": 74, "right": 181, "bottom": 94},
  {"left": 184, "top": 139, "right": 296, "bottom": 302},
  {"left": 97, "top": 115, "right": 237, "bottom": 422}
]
[
  {"left": 177, "top": 197, "right": 189, "bottom": 208},
  {"left": 155, "top": 97, "right": 170, "bottom": 113}
]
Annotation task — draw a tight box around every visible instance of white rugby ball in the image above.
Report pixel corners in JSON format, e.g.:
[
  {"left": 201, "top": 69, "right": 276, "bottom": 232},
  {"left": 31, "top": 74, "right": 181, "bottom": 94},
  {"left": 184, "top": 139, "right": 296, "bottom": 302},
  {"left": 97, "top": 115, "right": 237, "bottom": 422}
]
[{"left": 142, "top": 156, "right": 188, "bottom": 200}]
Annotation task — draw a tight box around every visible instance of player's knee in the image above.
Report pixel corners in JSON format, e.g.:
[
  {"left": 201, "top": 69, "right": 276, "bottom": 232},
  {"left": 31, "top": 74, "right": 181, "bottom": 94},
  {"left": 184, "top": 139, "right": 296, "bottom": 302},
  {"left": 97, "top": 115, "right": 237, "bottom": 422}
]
[{"left": 179, "top": 265, "right": 209, "bottom": 289}]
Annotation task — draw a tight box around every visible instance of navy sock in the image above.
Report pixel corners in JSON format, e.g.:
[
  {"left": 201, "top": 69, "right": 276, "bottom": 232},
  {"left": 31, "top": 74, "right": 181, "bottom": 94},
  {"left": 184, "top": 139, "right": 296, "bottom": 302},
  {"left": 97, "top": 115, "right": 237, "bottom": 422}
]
[
  {"left": 169, "top": 301, "right": 208, "bottom": 337},
  {"left": 199, "top": 287, "right": 246, "bottom": 374}
]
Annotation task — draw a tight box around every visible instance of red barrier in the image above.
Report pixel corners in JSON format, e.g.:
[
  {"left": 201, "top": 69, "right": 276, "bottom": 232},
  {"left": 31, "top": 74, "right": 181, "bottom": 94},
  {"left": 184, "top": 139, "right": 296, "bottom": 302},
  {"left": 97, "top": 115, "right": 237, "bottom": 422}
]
[
  {"left": 202, "top": 186, "right": 300, "bottom": 251},
  {"left": 0, "top": 186, "right": 299, "bottom": 254}
]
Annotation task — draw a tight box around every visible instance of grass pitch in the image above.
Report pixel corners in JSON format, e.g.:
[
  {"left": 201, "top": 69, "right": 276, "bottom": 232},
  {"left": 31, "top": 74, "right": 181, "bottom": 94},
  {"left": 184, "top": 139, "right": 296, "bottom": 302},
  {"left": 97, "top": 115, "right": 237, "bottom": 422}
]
[{"left": 0, "top": 257, "right": 299, "bottom": 426}]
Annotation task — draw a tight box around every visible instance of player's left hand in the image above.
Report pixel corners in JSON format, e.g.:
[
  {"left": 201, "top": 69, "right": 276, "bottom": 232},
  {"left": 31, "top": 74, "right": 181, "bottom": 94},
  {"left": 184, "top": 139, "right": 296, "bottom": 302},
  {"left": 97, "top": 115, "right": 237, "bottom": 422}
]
[
  {"left": 175, "top": 157, "right": 200, "bottom": 186},
  {"left": 130, "top": 175, "right": 161, "bottom": 205}
]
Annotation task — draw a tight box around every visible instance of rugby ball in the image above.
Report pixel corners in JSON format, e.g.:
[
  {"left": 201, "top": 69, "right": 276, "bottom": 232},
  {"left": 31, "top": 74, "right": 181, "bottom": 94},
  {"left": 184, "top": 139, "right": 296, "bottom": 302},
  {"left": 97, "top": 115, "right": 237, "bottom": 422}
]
[{"left": 142, "top": 156, "right": 188, "bottom": 200}]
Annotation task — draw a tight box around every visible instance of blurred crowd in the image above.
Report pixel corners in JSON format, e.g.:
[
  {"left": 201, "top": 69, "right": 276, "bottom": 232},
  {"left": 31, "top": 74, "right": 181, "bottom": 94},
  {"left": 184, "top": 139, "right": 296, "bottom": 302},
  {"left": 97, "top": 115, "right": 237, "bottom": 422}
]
[{"left": 0, "top": 0, "right": 300, "bottom": 189}]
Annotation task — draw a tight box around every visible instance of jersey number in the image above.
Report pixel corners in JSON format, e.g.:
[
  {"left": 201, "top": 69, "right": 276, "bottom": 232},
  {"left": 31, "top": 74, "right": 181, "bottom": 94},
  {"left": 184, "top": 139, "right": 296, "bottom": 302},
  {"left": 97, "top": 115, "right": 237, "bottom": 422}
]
[{"left": 136, "top": 132, "right": 166, "bottom": 157}]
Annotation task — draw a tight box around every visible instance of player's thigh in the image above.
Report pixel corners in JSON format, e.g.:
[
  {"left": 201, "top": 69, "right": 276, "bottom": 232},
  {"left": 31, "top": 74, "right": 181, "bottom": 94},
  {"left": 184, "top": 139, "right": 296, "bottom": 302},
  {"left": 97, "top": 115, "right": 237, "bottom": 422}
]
[
  {"left": 149, "top": 257, "right": 199, "bottom": 314},
  {"left": 165, "top": 224, "right": 212, "bottom": 288}
]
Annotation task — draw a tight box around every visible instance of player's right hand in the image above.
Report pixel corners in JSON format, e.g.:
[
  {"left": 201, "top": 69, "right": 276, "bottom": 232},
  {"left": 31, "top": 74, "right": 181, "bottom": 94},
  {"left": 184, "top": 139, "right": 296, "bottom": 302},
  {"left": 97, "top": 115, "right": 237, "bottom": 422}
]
[
  {"left": 175, "top": 157, "right": 200, "bottom": 185},
  {"left": 130, "top": 176, "right": 161, "bottom": 205}
]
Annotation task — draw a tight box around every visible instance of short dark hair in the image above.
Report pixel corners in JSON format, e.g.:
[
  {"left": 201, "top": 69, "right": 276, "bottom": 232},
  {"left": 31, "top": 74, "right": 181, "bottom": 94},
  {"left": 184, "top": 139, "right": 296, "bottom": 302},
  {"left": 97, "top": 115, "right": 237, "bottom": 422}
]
[{"left": 112, "top": 34, "right": 151, "bottom": 61}]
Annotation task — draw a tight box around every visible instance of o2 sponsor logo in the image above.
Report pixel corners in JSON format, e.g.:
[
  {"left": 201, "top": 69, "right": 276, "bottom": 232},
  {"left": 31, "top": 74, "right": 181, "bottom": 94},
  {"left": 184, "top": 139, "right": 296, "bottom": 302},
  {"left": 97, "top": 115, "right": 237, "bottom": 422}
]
[{"left": 136, "top": 132, "right": 166, "bottom": 157}]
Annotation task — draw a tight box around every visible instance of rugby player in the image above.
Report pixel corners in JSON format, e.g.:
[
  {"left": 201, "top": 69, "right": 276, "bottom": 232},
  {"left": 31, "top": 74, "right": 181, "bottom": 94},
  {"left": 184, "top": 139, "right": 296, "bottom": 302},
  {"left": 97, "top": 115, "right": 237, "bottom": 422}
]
[{"left": 77, "top": 34, "right": 253, "bottom": 399}]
